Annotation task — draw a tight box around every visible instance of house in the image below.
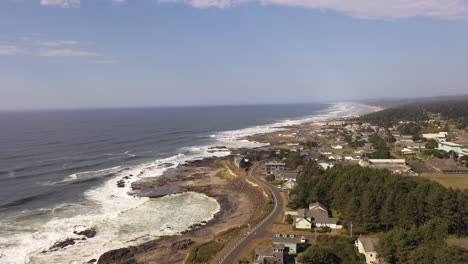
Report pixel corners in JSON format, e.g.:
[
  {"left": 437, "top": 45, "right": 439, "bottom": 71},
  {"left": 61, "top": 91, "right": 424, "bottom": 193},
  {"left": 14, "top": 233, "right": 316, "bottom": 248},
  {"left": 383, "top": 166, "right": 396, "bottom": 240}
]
[
  {"left": 254, "top": 245, "right": 284, "bottom": 264},
  {"left": 437, "top": 141, "right": 468, "bottom": 157},
  {"left": 328, "top": 155, "right": 342, "bottom": 161},
  {"left": 359, "top": 159, "right": 412, "bottom": 174},
  {"left": 331, "top": 140, "right": 347, "bottom": 149},
  {"left": 319, "top": 149, "right": 333, "bottom": 155},
  {"left": 282, "top": 179, "right": 297, "bottom": 190},
  {"left": 318, "top": 160, "right": 334, "bottom": 170},
  {"left": 272, "top": 234, "right": 298, "bottom": 254},
  {"left": 345, "top": 155, "right": 361, "bottom": 161},
  {"left": 233, "top": 155, "right": 250, "bottom": 168},
  {"left": 422, "top": 132, "right": 448, "bottom": 140},
  {"left": 356, "top": 144, "right": 375, "bottom": 154},
  {"left": 304, "top": 153, "right": 322, "bottom": 161},
  {"left": 266, "top": 162, "right": 285, "bottom": 174},
  {"left": 401, "top": 148, "right": 418, "bottom": 155},
  {"left": 355, "top": 237, "right": 381, "bottom": 264},
  {"left": 292, "top": 202, "right": 342, "bottom": 229},
  {"left": 425, "top": 158, "right": 468, "bottom": 173},
  {"left": 274, "top": 170, "right": 300, "bottom": 181},
  {"left": 405, "top": 142, "right": 425, "bottom": 150}
]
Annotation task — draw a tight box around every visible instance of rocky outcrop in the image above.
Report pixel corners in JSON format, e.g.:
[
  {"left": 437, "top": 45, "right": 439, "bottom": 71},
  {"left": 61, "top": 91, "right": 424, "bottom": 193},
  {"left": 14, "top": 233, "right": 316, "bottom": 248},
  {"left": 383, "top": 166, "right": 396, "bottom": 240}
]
[
  {"left": 74, "top": 228, "right": 96, "bottom": 238},
  {"left": 49, "top": 238, "right": 76, "bottom": 250},
  {"left": 97, "top": 248, "right": 136, "bottom": 264},
  {"left": 171, "top": 239, "right": 194, "bottom": 251}
]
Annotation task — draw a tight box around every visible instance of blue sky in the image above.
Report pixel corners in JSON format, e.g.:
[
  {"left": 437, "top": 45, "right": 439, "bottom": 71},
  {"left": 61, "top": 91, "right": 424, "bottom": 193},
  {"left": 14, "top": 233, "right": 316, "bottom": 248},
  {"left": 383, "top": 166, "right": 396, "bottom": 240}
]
[{"left": 1, "top": 0, "right": 468, "bottom": 110}]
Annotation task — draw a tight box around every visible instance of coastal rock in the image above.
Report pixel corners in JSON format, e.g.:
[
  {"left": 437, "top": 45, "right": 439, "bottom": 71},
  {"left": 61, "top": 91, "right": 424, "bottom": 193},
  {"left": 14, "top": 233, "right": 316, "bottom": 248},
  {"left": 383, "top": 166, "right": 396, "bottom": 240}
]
[
  {"left": 49, "top": 238, "right": 76, "bottom": 250},
  {"left": 87, "top": 259, "right": 97, "bottom": 263},
  {"left": 116, "top": 179, "right": 125, "bottom": 188},
  {"left": 74, "top": 228, "right": 97, "bottom": 238},
  {"left": 171, "top": 239, "right": 194, "bottom": 251},
  {"left": 97, "top": 247, "right": 136, "bottom": 264}
]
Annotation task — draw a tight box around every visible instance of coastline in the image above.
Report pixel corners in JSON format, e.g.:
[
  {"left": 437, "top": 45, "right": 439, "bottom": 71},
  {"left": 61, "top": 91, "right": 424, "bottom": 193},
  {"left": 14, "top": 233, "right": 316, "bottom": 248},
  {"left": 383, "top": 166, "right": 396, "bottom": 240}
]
[
  {"left": 0, "top": 102, "right": 380, "bottom": 264},
  {"left": 97, "top": 157, "right": 267, "bottom": 264},
  {"left": 96, "top": 102, "right": 381, "bottom": 264}
]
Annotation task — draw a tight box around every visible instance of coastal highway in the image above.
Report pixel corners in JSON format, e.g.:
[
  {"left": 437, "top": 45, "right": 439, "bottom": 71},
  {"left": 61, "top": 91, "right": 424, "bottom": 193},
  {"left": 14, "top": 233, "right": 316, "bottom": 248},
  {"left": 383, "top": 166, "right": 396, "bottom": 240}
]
[{"left": 216, "top": 160, "right": 284, "bottom": 264}]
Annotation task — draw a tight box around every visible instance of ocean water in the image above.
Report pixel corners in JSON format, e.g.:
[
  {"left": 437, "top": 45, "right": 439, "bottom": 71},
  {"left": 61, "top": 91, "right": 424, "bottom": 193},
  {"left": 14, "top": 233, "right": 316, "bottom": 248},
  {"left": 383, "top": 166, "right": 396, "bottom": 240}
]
[{"left": 0, "top": 102, "right": 371, "bottom": 263}]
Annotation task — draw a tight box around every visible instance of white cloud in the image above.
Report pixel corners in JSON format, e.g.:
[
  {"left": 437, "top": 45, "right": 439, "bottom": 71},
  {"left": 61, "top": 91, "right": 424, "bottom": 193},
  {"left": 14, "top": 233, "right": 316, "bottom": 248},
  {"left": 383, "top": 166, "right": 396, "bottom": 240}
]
[
  {"left": 89, "top": 59, "right": 120, "bottom": 64},
  {"left": 36, "top": 40, "right": 82, "bottom": 47},
  {"left": 39, "top": 0, "right": 80, "bottom": 8},
  {"left": 0, "top": 45, "right": 24, "bottom": 55},
  {"left": 159, "top": 0, "right": 468, "bottom": 20},
  {"left": 38, "top": 49, "right": 99, "bottom": 57}
]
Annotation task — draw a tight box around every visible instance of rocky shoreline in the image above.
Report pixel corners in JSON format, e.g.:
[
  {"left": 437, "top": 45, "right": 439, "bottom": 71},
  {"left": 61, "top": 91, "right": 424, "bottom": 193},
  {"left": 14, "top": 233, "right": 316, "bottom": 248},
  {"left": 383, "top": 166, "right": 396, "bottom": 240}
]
[{"left": 96, "top": 156, "right": 266, "bottom": 264}]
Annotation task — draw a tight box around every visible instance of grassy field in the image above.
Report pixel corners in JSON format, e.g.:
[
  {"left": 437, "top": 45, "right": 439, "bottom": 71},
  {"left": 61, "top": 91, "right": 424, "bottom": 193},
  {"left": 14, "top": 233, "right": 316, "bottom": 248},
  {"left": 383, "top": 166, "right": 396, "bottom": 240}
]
[
  {"left": 423, "top": 175, "right": 468, "bottom": 189},
  {"left": 185, "top": 226, "right": 246, "bottom": 263}
]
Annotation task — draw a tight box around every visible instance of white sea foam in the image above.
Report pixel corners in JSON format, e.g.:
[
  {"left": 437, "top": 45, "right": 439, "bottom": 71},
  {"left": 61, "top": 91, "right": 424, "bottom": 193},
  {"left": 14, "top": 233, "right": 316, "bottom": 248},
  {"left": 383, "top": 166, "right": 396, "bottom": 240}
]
[{"left": 0, "top": 102, "right": 372, "bottom": 264}]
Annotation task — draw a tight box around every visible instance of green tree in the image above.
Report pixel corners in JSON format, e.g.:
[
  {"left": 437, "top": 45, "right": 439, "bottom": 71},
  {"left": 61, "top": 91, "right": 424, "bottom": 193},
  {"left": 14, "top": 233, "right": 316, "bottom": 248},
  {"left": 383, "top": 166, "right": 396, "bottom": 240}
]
[
  {"left": 425, "top": 139, "right": 438, "bottom": 149},
  {"left": 299, "top": 245, "right": 339, "bottom": 264},
  {"left": 285, "top": 153, "right": 303, "bottom": 170}
]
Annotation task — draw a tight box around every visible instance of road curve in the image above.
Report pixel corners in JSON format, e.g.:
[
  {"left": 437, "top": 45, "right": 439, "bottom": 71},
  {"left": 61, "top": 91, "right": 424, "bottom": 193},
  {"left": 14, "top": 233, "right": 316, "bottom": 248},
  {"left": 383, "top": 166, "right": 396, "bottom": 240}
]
[{"left": 217, "top": 160, "right": 284, "bottom": 264}]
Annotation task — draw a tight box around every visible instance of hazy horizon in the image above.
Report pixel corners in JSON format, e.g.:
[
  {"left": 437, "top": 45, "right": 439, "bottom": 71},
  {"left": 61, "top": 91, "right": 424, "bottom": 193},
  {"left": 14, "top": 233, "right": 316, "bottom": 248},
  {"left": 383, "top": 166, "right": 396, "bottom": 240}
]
[{"left": 2, "top": 0, "right": 468, "bottom": 110}]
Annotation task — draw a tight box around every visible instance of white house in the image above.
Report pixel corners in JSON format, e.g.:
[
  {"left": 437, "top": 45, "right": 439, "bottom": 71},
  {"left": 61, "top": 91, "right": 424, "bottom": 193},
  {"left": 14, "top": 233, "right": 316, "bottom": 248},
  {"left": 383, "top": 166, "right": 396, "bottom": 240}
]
[
  {"left": 318, "top": 161, "right": 334, "bottom": 170},
  {"left": 282, "top": 179, "right": 297, "bottom": 190},
  {"left": 356, "top": 237, "right": 381, "bottom": 264},
  {"left": 272, "top": 234, "right": 298, "bottom": 254},
  {"left": 293, "top": 203, "right": 342, "bottom": 229}
]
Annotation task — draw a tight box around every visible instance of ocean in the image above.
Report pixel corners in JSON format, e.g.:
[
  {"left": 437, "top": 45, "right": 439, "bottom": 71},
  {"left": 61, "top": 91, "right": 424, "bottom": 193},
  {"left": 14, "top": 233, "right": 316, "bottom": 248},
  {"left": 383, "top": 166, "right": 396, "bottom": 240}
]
[{"left": 0, "top": 102, "right": 371, "bottom": 263}]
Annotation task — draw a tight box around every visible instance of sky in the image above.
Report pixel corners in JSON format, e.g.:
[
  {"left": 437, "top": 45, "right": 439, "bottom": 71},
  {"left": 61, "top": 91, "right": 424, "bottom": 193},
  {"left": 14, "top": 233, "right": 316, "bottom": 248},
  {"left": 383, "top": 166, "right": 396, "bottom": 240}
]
[{"left": 1, "top": 0, "right": 468, "bottom": 110}]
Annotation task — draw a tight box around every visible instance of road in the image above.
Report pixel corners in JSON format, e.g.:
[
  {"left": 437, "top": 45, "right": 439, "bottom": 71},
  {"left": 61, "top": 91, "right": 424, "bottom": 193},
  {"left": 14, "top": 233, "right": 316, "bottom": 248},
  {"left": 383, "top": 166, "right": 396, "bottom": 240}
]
[{"left": 217, "top": 160, "right": 285, "bottom": 264}]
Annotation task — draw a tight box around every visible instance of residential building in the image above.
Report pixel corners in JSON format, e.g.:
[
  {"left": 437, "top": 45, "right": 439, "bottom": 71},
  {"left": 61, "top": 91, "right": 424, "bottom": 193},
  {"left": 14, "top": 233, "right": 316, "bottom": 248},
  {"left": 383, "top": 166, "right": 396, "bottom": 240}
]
[
  {"left": 274, "top": 170, "right": 300, "bottom": 181},
  {"left": 233, "top": 155, "right": 250, "bottom": 168},
  {"left": 318, "top": 161, "right": 334, "bottom": 170},
  {"left": 425, "top": 158, "right": 468, "bottom": 173},
  {"left": 272, "top": 234, "right": 298, "bottom": 254},
  {"left": 359, "top": 159, "right": 412, "bottom": 174},
  {"left": 266, "top": 162, "right": 285, "bottom": 174},
  {"left": 292, "top": 202, "right": 342, "bottom": 229},
  {"left": 355, "top": 237, "right": 381, "bottom": 264},
  {"left": 328, "top": 155, "right": 342, "bottom": 161},
  {"left": 319, "top": 149, "right": 333, "bottom": 155},
  {"left": 422, "top": 132, "right": 448, "bottom": 140},
  {"left": 437, "top": 141, "right": 468, "bottom": 156},
  {"left": 254, "top": 245, "right": 284, "bottom": 264},
  {"left": 282, "top": 179, "right": 297, "bottom": 190}
]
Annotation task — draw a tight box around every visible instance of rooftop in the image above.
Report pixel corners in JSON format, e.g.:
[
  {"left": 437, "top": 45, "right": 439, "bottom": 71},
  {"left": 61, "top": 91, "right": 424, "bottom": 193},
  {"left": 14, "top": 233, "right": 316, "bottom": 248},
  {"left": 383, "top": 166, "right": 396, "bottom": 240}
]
[
  {"left": 272, "top": 234, "right": 298, "bottom": 244},
  {"left": 439, "top": 141, "right": 464, "bottom": 147},
  {"left": 358, "top": 237, "right": 379, "bottom": 252}
]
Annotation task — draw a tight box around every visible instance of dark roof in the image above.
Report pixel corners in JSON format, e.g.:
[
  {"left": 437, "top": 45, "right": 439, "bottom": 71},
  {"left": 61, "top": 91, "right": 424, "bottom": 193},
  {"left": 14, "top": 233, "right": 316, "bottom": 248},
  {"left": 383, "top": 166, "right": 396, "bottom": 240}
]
[
  {"left": 426, "top": 158, "right": 468, "bottom": 172},
  {"left": 275, "top": 171, "right": 300, "bottom": 179},
  {"left": 272, "top": 234, "right": 298, "bottom": 244}
]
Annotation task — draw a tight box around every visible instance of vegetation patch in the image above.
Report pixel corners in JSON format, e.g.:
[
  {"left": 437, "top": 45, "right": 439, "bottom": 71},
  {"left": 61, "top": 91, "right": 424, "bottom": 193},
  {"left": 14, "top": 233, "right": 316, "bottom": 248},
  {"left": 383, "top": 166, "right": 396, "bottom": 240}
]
[
  {"left": 423, "top": 176, "right": 468, "bottom": 189},
  {"left": 185, "top": 226, "right": 247, "bottom": 264},
  {"left": 298, "top": 236, "right": 363, "bottom": 264}
]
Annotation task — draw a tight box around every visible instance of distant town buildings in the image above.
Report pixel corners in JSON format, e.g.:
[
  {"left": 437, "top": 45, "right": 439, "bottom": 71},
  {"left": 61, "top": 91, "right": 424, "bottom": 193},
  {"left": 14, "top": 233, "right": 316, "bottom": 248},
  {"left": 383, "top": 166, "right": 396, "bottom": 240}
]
[{"left": 422, "top": 132, "right": 448, "bottom": 141}]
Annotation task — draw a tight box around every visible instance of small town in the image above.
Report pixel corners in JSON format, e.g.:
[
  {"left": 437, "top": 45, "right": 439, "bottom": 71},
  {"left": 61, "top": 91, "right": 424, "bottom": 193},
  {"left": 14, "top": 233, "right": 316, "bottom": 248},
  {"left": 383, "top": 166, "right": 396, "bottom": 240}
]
[{"left": 220, "top": 101, "right": 468, "bottom": 264}]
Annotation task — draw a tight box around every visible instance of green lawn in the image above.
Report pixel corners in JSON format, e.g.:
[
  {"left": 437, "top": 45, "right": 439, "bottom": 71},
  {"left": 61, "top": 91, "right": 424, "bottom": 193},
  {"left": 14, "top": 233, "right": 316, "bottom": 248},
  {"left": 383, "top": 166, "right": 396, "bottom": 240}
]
[{"left": 424, "top": 176, "right": 468, "bottom": 189}]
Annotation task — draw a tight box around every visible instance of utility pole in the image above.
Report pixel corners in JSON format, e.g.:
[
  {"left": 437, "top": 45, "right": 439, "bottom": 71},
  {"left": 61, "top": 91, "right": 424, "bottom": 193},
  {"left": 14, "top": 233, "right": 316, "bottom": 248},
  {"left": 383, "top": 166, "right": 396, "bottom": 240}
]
[{"left": 350, "top": 222, "right": 353, "bottom": 237}]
